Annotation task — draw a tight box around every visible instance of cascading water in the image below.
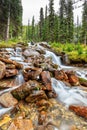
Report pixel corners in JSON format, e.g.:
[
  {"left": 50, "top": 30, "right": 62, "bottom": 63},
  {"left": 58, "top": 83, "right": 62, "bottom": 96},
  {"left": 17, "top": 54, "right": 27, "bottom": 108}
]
[
  {"left": 51, "top": 78, "right": 87, "bottom": 106},
  {"left": 45, "top": 50, "right": 73, "bottom": 69}
]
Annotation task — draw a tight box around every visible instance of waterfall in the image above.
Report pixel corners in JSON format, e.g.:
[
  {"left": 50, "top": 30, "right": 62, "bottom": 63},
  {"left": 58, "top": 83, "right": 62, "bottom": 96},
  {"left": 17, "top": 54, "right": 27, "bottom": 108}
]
[
  {"left": 51, "top": 78, "right": 87, "bottom": 106},
  {"left": 45, "top": 50, "right": 73, "bottom": 69}
]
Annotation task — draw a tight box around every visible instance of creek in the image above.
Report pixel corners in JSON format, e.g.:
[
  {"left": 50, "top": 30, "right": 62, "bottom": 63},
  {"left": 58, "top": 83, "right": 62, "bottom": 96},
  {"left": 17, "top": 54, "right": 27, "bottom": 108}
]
[{"left": 0, "top": 43, "right": 87, "bottom": 130}]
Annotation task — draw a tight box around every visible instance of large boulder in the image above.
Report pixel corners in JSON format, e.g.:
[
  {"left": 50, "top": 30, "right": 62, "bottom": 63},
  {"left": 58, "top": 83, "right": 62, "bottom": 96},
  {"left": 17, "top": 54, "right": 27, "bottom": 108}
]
[
  {"left": 41, "top": 71, "right": 52, "bottom": 91},
  {"left": 0, "top": 61, "right": 6, "bottom": 79},
  {"left": 0, "top": 92, "right": 18, "bottom": 107},
  {"left": 12, "top": 80, "right": 42, "bottom": 100}
]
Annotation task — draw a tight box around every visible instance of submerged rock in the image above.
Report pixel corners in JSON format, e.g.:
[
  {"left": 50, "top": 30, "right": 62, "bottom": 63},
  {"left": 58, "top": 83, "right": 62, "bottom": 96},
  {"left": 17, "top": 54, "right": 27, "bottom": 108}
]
[
  {"left": 0, "top": 61, "right": 6, "bottom": 79},
  {"left": 8, "top": 118, "right": 34, "bottom": 130}
]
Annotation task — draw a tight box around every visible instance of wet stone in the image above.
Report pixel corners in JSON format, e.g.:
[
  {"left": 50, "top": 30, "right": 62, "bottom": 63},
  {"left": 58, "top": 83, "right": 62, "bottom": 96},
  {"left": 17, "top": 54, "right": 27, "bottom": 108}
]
[
  {"left": 8, "top": 118, "right": 34, "bottom": 130},
  {"left": 0, "top": 61, "right": 6, "bottom": 79},
  {"left": 0, "top": 92, "right": 18, "bottom": 107},
  {"left": 41, "top": 71, "right": 52, "bottom": 91},
  {"left": 25, "top": 90, "right": 48, "bottom": 103},
  {"left": 23, "top": 67, "right": 42, "bottom": 81},
  {"left": 5, "top": 69, "right": 18, "bottom": 77}
]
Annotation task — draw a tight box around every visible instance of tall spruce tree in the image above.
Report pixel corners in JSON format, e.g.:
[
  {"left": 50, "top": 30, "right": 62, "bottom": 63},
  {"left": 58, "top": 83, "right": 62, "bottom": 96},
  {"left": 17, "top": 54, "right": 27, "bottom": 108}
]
[
  {"left": 59, "top": 0, "right": 68, "bottom": 43},
  {"left": 31, "top": 16, "right": 35, "bottom": 41},
  {"left": 81, "top": 0, "right": 87, "bottom": 44},
  {"left": 66, "top": 0, "right": 74, "bottom": 43},
  {"left": 54, "top": 14, "right": 59, "bottom": 42},
  {"left": 39, "top": 7, "right": 44, "bottom": 40},
  {"left": 49, "top": 0, "right": 55, "bottom": 42},
  {"left": 0, "top": 0, "right": 22, "bottom": 40}
]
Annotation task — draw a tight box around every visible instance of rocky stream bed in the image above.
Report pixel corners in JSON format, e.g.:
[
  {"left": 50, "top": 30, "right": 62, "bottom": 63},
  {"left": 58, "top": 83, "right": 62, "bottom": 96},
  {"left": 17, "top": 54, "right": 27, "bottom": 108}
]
[{"left": 0, "top": 42, "right": 87, "bottom": 130}]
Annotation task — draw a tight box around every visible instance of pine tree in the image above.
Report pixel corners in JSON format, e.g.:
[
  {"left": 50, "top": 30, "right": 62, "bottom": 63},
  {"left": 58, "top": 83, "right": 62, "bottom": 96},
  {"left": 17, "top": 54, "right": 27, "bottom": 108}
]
[
  {"left": 59, "top": 0, "right": 67, "bottom": 43},
  {"left": 66, "top": 0, "right": 74, "bottom": 43},
  {"left": 31, "top": 16, "right": 35, "bottom": 41},
  {"left": 39, "top": 7, "right": 44, "bottom": 40},
  {"left": 44, "top": 5, "right": 49, "bottom": 41},
  {"left": 48, "top": 0, "right": 55, "bottom": 42},
  {"left": 54, "top": 14, "right": 59, "bottom": 42},
  {"left": 81, "top": 0, "right": 87, "bottom": 44}
]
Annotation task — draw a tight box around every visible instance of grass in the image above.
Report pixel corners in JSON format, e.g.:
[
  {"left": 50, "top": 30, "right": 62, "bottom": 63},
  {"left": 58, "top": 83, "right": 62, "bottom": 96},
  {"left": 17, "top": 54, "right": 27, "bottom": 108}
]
[
  {"left": 0, "top": 38, "right": 26, "bottom": 48},
  {"left": 49, "top": 42, "right": 87, "bottom": 63}
]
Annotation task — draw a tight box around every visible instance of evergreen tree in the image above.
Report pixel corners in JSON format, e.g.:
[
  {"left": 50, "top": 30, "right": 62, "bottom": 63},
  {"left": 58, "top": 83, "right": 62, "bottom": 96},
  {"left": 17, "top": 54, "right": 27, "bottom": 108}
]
[
  {"left": 39, "top": 7, "right": 44, "bottom": 40},
  {"left": 0, "top": 0, "right": 22, "bottom": 40},
  {"left": 48, "top": 0, "right": 55, "bottom": 42},
  {"left": 44, "top": 5, "right": 49, "bottom": 41},
  {"left": 54, "top": 14, "right": 59, "bottom": 42},
  {"left": 59, "top": 0, "right": 67, "bottom": 43},
  {"left": 66, "top": 0, "right": 74, "bottom": 43},
  {"left": 81, "top": 0, "right": 87, "bottom": 44},
  {"left": 31, "top": 16, "right": 35, "bottom": 41}
]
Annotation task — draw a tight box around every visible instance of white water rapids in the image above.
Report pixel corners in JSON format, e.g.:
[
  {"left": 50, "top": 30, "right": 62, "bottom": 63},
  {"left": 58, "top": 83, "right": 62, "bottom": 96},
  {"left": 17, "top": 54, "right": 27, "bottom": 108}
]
[{"left": 45, "top": 50, "right": 87, "bottom": 107}]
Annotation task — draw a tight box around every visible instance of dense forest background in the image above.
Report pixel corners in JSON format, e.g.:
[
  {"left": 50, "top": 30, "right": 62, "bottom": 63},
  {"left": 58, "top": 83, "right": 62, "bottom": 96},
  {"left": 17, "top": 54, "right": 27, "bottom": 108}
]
[{"left": 0, "top": 0, "right": 87, "bottom": 44}]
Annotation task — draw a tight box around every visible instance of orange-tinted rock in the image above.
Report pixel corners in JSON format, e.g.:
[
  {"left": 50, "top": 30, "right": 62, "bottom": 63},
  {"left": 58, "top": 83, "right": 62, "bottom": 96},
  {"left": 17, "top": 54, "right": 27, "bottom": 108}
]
[
  {"left": 66, "top": 72, "right": 79, "bottom": 86},
  {"left": 8, "top": 118, "right": 34, "bottom": 130},
  {"left": 69, "top": 105, "right": 87, "bottom": 119},
  {"left": 6, "top": 64, "right": 16, "bottom": 69},
  {"left": 0, "top": 78, "right": 16, "bottom": 89},
  {"left": 38, "top": 111, "right": 47, "bottom": 125},
  {"left": 41, "top": 71, "right": 52, "bottom": 91},
  {"left": 26, "top": 90, "right": 48, "bottom": 103},
  {"left": 5, "top": 69, "right": 18, "bottom": 77},
  {"left": 55, "top": 70, "right": 68, "bottom": 81},
  {"left": 23, "top": 67, "right": 42, "bottom": 81},
  {"left": 0, "top": 92, "right": 18, "bottom": 107},
  {"left": 0, "top": 61, "right": 6, "bottom": 79}
]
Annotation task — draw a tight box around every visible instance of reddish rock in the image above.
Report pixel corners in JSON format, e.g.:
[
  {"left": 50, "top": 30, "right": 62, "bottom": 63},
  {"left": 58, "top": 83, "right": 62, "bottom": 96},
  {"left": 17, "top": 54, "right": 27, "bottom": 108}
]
[
  {"left": 55, "top": 70, "right": 68, "bottom": 81},
  {"left": 8, "top": 118, "right": 34, "bottom": 130},
  {"left": 41, "top": 71, "right": 52, "bottom": 91},
  {"left": 5, "top": 69, "right": 18, "bottom": 77},
  {"left": 25, "top": 90, "right": 48, "bottom": 103},
  {"left": 69, "top": 105, "right": 87, "bottom": 119},
  {"left": 0, "top": 61, "right": 6, "bottom": 79},
  {"left": 23, "top": 67, "right": 42, "bottom": 81},
  {"left": 66, "top": 71, "right": 79, "bottom": 86},
  {"left": 0, "top": 92, "right": 18, "bottom": 107}
]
